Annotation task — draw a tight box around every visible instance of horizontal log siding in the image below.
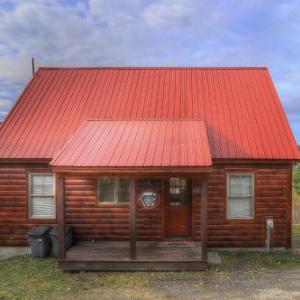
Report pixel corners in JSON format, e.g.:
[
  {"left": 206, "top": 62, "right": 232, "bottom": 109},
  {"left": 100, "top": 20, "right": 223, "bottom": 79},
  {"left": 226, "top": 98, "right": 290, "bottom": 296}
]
[
  {"left": 65, "top": 177, "right": 164, "bottom": 241},
  {"left": 0, "top": 164, "right": 292, "bottom": 248},
  {"left": 0, "top": 165, "right": 55, "bottom": 246},
  {"left": 197, "top": 165, "right": 291, "bottom": 247},
  {"left": 136, "top": 179, "right": 164, "bottom": 240},
  {"left": 65, "top": 177, "right": 129, "bottom": 241}
]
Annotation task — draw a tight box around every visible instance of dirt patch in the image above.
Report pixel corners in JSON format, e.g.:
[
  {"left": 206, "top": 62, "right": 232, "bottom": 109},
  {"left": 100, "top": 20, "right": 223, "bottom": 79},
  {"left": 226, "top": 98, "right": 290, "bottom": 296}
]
[{"left": 68, "top": 268, "right": 300, "bottom": 300}]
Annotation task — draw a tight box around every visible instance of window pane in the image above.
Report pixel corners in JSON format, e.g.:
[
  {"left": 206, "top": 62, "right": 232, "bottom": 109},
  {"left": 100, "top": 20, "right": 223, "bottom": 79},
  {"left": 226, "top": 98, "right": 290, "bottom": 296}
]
[
  {"left": 99, "top": 179, "right": 115, "bottom": 202},
  {"left": 31, "top": 174, "right": 54, "bottom": 195},
  {"left": 228, "top": 197, "right": 253, "bottom": 218},
  {"left": 31, "top": 196, "right": 55, "bottom": 217},
  {"left": 169, "top": 178, "right": 187, "bottom": 204},
  {"left": 229, "top": 175, "right": 241, "bottom": 196},
  {"left": 32, "top": 175, "right": 43, "bottom": 186},
  {"left": 118, "top": 179, "right": 130, "bottom": 203},
  {"left": 240, "top": 175, "right": 252, "bottom": 195}
]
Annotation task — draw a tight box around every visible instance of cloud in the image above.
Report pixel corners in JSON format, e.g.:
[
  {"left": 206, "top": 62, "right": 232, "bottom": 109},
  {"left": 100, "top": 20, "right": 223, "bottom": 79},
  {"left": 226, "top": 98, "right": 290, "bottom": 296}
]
[
  {"left": 0, "top": 98, "right": 13, "bottom": 120},
  {"left": 0, "top": 98, "right": 11, "bottom": 108},
  {"left": 142, "top": 0, "right": 192, "bottom": 27},
  {"left": 0, "top": 0, "right": 299, "bottom": 141}
]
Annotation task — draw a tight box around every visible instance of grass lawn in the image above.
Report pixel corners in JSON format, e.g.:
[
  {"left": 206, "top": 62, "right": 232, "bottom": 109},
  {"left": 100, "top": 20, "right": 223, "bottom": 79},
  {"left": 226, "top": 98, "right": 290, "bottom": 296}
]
[
  {"left": 293, "top": 224, "right": 300, "bottom": 235},
  {"left": 294, "top": 167, "right": 300, "bottom": 195},
  {"left": 1, "top": 252, "right": 300, "bottom": 299},
  {"left": 293, "top": 167, "right": 300, "bottom": 229}
]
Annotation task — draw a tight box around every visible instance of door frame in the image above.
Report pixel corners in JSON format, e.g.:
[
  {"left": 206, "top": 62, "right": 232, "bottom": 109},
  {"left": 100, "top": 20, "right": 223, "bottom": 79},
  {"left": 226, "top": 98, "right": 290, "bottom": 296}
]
[{"left": 164, "top": 178, "right": 192, "bottom": 238}]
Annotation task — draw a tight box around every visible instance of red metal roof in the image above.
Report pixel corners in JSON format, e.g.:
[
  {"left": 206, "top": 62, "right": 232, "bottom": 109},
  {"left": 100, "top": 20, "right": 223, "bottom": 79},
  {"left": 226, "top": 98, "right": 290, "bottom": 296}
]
[
  {"left": 50, "top": 119, "right": 212, "bottom": 167},
  {"left": 0, "top": 67, "right": 298, "bottom": 161}
]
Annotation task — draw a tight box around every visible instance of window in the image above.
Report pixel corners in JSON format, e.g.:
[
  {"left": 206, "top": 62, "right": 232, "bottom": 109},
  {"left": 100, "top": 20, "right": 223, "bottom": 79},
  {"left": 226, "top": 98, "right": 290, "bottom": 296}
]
[
  {"left": 169, "top": 177, "right": 187, "bottom": 205},
  {"left": 227, "top": 173, "right": 254, "bottom": 219},
  {"left": 29, "top": 174, "right": 55, "bottom": 219},
  {"left": 98, "top": 178, "right": 130, "bottom": 204}
]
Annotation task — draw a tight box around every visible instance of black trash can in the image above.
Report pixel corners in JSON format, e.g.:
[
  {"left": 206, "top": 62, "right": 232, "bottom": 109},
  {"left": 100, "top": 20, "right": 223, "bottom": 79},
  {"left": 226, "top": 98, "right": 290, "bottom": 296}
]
[
  {"left": 50, "top": 225, "right": 72, "bottom": 257},
  {"left": 27, "top": 225, "right": 51, "bottom": 258}
]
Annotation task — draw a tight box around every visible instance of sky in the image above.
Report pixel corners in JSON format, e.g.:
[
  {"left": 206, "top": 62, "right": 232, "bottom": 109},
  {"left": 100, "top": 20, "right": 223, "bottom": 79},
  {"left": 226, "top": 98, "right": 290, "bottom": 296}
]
[{"left": 0, "top": 0, "right": 299, "bottom": 143}]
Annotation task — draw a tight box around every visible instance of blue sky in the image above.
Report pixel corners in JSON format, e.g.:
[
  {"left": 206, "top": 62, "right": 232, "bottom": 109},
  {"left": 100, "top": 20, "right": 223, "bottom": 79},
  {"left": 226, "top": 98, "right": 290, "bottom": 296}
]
[{"left": 0, "top": 0, "right": 299, "bottom": 142}]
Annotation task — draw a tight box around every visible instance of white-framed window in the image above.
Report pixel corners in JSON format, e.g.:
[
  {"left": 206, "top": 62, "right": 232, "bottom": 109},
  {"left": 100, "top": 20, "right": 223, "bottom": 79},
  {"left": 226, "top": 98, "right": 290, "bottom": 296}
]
[
  {"left": 227, "top": 173, "right": 254, "bottom": 219},
  {"left": 98, "top": 178, "right": 130, "bottom": 204},
  {"left": 29, "top": 173, "right": 56, "bottom": 219}
]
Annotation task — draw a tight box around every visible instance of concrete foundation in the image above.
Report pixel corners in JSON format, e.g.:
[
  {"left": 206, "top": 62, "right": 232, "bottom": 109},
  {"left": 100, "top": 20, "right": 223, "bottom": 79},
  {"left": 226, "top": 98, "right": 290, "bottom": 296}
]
[{"left": 0, "top": 247, "right": 31, "bottom": 260}]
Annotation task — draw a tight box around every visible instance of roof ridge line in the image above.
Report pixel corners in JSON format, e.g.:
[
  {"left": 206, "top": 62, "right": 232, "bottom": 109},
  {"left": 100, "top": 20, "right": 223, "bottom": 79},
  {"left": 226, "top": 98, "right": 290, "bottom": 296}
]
[{"left": 38, "top": 66, "right": 268, "bottom": 71}]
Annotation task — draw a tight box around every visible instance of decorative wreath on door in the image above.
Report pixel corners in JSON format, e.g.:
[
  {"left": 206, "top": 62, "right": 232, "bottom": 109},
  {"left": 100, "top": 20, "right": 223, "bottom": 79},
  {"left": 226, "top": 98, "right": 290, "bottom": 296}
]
[{"left": 137, "top": 190, "right": 160, "bottom": 209}]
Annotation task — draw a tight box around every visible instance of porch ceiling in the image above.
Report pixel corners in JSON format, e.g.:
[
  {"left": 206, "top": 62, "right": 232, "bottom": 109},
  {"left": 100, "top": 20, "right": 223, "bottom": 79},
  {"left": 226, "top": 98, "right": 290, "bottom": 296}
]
[{"left": 50, "top": 119, "right": 212, "bottom": 169}]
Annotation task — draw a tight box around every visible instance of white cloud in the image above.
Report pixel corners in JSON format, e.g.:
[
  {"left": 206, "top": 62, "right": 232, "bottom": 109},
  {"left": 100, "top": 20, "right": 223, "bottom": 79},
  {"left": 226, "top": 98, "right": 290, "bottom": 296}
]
[
  {"left": 0, "top": 98, "right": 13, "bottom": 120},
  {"left": 142, "top": 0, "right": 192, "bottom": 27},
  {"left": 0, "top": 98, "right": 12, "bottom": 109}
]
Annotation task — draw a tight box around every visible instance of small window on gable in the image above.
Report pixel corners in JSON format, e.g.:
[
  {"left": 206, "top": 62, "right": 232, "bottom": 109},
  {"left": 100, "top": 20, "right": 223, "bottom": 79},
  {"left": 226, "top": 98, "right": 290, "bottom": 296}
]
[
  {"left": 29, "top": 174, "right": 55, "bottom": 219},
  {"left": 98, "top": 178, "right": 130, "bottom": 204},
  {"left": 227, "top": 173, "right": 254, "bottom": 219}
]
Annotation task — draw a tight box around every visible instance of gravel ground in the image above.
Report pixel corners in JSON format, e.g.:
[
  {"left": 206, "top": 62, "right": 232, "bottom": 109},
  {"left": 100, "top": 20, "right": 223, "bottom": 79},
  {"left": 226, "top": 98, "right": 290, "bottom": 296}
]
[{"left": 69, "top": 268, "right": 300, "bottom": 300}]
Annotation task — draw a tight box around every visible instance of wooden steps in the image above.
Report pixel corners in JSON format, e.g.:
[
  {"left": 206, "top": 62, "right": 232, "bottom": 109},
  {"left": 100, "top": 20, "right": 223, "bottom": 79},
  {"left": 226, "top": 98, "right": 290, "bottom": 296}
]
[
  {"left": 58, "top": 241, "right": 207, "bottom": 271},
  {"left": 59, "top": 259, "right": 207, "bottom": 271}
]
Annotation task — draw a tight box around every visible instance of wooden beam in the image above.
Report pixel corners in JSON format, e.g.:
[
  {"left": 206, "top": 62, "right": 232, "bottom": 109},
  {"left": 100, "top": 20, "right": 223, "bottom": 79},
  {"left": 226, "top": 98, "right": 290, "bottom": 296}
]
[
  {"left": 51, "top": 166, "right": 213, "bottom": 175},
  {"left": 130, "top": 178, "right": 136, "bottom": 260},
  {"left": 56, "top": 174, "right": 65, "bottom": 259},
  {"left": 201, "top": 176, "right": 208, "bottom": 261},
  {"left": 59, "top": 260, "right": 207, "bottom": 271}
]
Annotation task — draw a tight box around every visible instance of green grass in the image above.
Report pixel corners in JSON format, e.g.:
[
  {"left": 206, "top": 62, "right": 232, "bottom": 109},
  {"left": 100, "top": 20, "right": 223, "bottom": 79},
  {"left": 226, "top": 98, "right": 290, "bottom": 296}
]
[
  {"left": 1, "top": 252, "right": 300, "bottom": 299},
  {"left": 293, "top": 224, "right": 300, "bottom": 235},
  {"left": 294, "top": 167, "right": 300, "bottom": 195},
  {"left": 220, "top": 250, "right": 300, "bottom": 271}
]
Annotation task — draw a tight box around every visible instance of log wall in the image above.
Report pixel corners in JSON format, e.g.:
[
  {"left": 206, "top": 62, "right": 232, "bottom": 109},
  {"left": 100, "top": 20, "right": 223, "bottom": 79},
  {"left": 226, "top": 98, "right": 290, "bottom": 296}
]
[
  {"left": 0, "top": 164, "right": 55, "bottom": 246},
  {"left": 192, "top": 165, "right": 292, "bottom": 247},
  {"left": 64, "top": 177, "right": 164, "bottom": 241},
  {"left": 0, "top": 163, "right": 292, "bottom": 248}
]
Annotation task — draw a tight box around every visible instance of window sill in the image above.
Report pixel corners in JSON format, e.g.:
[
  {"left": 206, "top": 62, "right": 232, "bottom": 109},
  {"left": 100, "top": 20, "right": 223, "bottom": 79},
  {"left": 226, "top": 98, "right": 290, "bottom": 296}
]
[
  {"left": 29, "top": 216, "right": 56, "bottom": 220},
  {"left": 227, "top": 217, "right": 255, "bottom": 221},
  {"left": 97, "top": 202, "right": 129, "bottom": 206}
]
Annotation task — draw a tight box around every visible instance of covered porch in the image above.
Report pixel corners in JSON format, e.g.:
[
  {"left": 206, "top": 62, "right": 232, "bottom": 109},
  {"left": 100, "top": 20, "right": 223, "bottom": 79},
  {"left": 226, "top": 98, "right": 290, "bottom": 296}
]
[
  {"left": 55, "top": 172, "right": 210, "bottom": 271},
  {"left": 51, "top": 119, "right": 212, "bottom": 271}
]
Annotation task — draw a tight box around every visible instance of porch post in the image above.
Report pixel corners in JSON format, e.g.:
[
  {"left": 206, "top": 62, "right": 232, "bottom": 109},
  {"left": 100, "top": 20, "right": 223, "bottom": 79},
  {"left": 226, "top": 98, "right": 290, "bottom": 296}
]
[
  {"left": 201, "top": 176, "right": 208, "bottom": 261},
  {"left": 130, "top": 178, "right": 136, "bottom": 260},
  {"left": 56, "top": 174, "right": 65, "bottom": 259}
]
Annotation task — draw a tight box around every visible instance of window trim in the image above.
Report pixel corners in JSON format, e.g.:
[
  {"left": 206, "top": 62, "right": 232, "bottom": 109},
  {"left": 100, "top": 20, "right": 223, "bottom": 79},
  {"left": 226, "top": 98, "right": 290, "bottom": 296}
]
[
  {"left": 98, "top": 177, "right": 130, "bottom": 205},
  {"left": 226, "top": 172, "right": 255, "bottom": 220},
  {"left": 28, "top": 173, "right": 56, "bottom": 219}
]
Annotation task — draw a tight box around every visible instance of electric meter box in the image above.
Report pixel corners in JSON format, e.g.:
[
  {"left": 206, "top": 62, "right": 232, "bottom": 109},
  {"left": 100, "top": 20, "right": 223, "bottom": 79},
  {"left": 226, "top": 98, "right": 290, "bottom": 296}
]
[{"left": 266, "top": 218, "right": 274, "bottom": 230}]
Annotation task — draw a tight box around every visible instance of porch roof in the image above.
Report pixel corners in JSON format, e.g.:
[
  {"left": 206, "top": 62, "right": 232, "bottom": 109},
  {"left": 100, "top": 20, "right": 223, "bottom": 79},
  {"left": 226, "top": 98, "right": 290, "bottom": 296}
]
[{"left": 50, "top": 119, "right": 212, "bottom": 169}]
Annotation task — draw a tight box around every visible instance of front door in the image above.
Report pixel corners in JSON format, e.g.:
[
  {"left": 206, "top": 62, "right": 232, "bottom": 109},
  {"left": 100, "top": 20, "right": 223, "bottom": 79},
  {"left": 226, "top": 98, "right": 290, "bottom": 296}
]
[{"left": 165, "top": 178, "right": 191, "bottom": 236}]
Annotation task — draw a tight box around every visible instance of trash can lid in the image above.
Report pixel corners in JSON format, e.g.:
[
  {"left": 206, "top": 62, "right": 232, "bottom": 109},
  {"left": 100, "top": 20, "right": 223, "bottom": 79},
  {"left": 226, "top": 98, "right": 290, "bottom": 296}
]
[
  {"left": 27, "top": 225, "right": 51, "bottom": 238},
  {"left": 50, "top": 225, "right": 72, "bottom": 236}
]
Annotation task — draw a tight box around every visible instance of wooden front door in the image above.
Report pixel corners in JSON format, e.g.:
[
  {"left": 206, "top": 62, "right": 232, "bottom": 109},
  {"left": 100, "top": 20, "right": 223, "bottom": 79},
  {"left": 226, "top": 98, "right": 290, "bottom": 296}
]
[{"left": 165, "top": 178, "right": 191, "bottom": 236}]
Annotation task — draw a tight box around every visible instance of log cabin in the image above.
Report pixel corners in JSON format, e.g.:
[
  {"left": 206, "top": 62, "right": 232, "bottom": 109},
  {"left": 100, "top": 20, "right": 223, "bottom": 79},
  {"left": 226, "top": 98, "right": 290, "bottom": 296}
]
[{"left": 0, "top": 67, "right": 299, "bottom": 271}]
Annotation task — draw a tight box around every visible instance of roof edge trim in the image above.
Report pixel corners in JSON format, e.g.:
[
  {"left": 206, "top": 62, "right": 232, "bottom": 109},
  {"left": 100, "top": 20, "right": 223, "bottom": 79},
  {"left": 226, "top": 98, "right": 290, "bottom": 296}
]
[{"left": 38, "top": 66, "right": 269, "bottom": 71}]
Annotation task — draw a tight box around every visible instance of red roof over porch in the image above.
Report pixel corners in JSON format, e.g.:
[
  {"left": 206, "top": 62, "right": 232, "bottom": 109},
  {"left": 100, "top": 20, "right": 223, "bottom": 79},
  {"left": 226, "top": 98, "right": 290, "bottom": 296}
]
[{"left": 50, "top": 119, "right": 212, "bottom": 168}]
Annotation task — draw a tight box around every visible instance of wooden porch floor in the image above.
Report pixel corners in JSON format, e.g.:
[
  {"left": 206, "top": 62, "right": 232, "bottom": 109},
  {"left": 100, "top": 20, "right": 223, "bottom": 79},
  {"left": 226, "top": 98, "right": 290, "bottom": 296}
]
[{"left": 59, "top": 241, "right": 207, "bottom": 271}]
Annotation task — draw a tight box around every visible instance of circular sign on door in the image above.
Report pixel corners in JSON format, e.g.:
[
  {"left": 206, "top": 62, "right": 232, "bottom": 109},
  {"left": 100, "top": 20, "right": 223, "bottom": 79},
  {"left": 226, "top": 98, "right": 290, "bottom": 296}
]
[{"left": 138, "top": 190, "right": 160, "bottom": 209}]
